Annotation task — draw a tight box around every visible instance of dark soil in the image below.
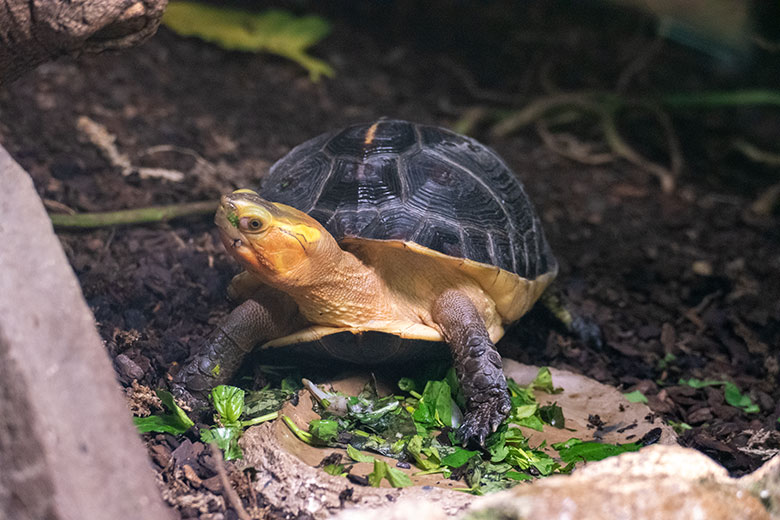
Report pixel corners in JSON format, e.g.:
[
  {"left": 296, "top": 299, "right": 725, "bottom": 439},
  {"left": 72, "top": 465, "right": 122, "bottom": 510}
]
[{"left": 1, "top": 3, "right": 778, "bottom": 518}]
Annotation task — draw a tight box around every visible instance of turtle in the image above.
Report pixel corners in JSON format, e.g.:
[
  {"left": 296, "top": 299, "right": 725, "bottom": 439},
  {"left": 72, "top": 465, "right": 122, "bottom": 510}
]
[{"left": 172, "top": 119, "right": 594, "bottom": 446}]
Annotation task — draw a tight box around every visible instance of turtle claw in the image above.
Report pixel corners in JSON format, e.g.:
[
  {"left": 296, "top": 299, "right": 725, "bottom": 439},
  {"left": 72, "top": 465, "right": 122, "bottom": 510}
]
[
  {"left": 169, "top": 381, "right": 210, "bottom": 418},
  {"left": 457, "top": 393, "right": 512, "bottom": 448}
]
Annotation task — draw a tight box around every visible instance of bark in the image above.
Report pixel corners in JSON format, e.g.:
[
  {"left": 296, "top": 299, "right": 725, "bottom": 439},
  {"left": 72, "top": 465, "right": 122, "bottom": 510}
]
[{"left": 0, "top": 0, "right": 167, "bottom": 83}]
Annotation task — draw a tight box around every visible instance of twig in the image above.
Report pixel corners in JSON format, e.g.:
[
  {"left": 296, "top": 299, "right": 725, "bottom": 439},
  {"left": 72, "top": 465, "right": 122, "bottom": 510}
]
[
  {"left": 210, "top": 443, "right": 252, "bottom": 520},
  {"left": 491, "top": 92, "right": 600, "bottom": 137},
  {"left": 732, "top": 139, "right": 780, "bottom": 168},
  {"left": 600, "top": 106, "right": 676, "bottom": 193},
  {"left": 441, "top": 57, "right": 519, "bottom": 105},
  {"left": 751, "top": 182, "right": 780, "bottom": 216},
  {"left": 49, "top": 200, "right": 217, "bottom": 229},
  {"left": 451, "top": 106, "right": 490, "bottom": 135},
  {"left": 616, "top": 38, "right": 663, "bottom": 93},
  {"left": 535, "top": 118, "right": 613, "bottom": 165}
]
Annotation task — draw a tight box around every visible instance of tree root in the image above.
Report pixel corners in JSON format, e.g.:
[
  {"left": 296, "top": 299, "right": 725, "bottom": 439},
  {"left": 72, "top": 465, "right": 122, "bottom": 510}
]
[{"left": 490, "top": 89, "right": 780, "bottom": 193}]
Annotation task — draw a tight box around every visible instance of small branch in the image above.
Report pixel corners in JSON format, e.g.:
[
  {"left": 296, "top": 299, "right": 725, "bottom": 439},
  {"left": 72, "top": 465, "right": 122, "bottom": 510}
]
[
  {"left": 491, "top": 92, "right": 600, "bottom": 137},
  {"left": 600, "top": 106, "right": 676, "bottom": 193},
  {"left": 210, "top": 443, "right": 252, "bottom": 520},
  {"left": 49, "top": 201, "right": 217, "bottom": 229},
  {"left": 732, "top": 139, "right": 780, "bottom": 168},
  {"left": 535, "top": 118, "right": 613, "bottom": 165}
]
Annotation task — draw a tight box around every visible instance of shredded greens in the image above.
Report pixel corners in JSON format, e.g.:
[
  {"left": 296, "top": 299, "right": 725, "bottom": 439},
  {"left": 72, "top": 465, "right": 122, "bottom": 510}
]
[
  {"left": 279, "top": 366, "right": 644, "bottom": 493},
  {"left": 133, "top": 390, "right": 194, "bottom": 434},
  {"left": 145, "top": 365, "right": 657, "bottom": 494},
  {"left": 678, "top": 378, "right": 760, "bottom": 413},
  {"left": 199, "top": 385, "right": 281, "bottom": 460}
]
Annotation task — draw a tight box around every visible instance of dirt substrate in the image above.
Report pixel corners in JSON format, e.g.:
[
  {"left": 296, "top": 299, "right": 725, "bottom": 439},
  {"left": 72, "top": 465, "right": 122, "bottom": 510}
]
[{"left": 1, "top": 4, "right": 778, "bottom": 518}]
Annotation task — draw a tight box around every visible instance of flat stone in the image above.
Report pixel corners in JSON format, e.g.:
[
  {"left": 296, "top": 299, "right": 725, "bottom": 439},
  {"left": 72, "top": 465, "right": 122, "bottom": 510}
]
[
  {"left": 0, "top": 146, "right": 172, "bottom": 520},
  {"left": 335, "top": 446, "right": 778, "bottom": 520}
]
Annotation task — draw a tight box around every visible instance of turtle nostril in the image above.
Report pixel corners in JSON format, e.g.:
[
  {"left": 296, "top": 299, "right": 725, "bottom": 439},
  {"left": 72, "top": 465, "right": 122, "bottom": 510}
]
[{"left": 232, "top": 239, "right": 242, "bottom": 248}]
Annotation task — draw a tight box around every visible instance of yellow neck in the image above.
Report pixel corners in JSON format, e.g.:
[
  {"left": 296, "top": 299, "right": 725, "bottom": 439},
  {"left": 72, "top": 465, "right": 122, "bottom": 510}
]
[{"left": 277, "top": 235, "right": 395, "bottom": 327}]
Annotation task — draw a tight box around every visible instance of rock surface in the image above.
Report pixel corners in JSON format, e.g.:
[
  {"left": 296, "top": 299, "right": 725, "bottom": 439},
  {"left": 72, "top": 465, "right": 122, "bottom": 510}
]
[
  {"left": 334, "top": 445, "right": 778, "bottom": 520},
  {"left": 240, "top": 361, "right": 678, "bottom": 518},
  {"left": 0, "top": 146, "right": 172, "bottom": 520}
]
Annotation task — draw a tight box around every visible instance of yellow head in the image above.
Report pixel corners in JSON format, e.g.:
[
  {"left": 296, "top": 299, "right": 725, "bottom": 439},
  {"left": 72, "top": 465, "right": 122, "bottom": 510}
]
[{"left": 216, "top": 189, "right": 327, "bottom": 286}]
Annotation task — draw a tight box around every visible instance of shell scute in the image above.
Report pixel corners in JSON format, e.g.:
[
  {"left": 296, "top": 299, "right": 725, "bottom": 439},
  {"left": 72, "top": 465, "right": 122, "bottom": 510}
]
[{"left": 260, "top": 120, "right": 556, "bottom": 280}]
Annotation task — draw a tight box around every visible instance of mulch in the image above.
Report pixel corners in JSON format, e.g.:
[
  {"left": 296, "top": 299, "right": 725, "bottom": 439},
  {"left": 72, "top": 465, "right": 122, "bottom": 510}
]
[{"left": 1, "top": 4, "right": 777, "bottom": 518}]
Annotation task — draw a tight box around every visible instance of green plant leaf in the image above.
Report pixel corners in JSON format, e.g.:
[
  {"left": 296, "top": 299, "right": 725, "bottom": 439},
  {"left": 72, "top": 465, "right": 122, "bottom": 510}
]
[
  {"left": 678, "top": 378, "right": 723, "bottom": 388},
  {"left": 440, "top": 447, "right": 480, "bottom": 468},
  {"left": 723, "top": 382, "right": 759, "bottom": 413},
  {"left": 623, "top": 390, "right": 649, "bottom": 403},
  {"left": 366, "top": 459, "right": 412, "bottom": 488},
  {"left": 505, "top": 470, "right": 533, "bottom": 481},
  {"left": 211, "top": 385, "right": 245, "bottom": 424},
  {"left": 539, "top": 403, "right": 565, "bottom": 428},
  {"left": 323, "top": 463, "right": 346, "bottom": 476},
  {"left": 406, "top": 435, "right": 440, "bottom": 470},
  {"left": 367, "top": 459, "right": 386, "bottom": 487},
  {"left": 531, "top": 367, "right": 562, "bottom": 394},
  {"left": 162, "top": 3, "right": 334, "bottom": 81},
  {"left": 553, "top": 439, "right": 640, "bottom": 463},
  {"left": 309, "top": 419, "right": 340, "bottom": 443},
  {"left": 201, "top": 426, "right": 243, "bottom": 460},
  {"left": 419, "top": 380, "right": 453, "bottom": 428},
  {"left": 347, "top": 444, "right": 376, "bottom": 463},
  {"left": 385, "top": 464, "right": 413, "bottom": 487},
  {"left": 133, "top": 390, "right": 194, "bottom": 434},
  {"left": 678, "top": 379, "right": 759, "bottom": 413}
]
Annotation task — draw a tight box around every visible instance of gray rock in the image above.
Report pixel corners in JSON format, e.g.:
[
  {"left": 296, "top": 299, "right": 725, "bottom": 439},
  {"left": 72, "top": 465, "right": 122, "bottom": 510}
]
[{"left": 0, "top": 146, "right": 172, "bottom": 520}]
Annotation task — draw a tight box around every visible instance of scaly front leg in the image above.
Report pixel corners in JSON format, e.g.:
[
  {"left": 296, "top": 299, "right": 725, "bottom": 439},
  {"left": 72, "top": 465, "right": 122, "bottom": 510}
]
[
  {"left": 432, "top": 289, "right": 511, "bottom": 448},
  {"left": 171, "top": 294, "right": 299, "bottom": 410}
]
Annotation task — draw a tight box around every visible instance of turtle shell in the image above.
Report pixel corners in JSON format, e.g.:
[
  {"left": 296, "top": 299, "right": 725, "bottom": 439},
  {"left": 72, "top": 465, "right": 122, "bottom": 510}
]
[{"left": 260, "top": 120, "right": 557, "bottom": 281}]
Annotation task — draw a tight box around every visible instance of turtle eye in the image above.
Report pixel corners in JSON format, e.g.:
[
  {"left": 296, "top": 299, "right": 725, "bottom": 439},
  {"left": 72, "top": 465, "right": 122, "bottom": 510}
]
[{"left": 239, "top": 216, "right": 265, "bottom": 233}]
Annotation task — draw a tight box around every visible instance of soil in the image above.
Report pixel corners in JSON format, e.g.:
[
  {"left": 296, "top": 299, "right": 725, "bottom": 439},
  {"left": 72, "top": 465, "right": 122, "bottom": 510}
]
[{"left": 1, "top": 3, "right": 778, "bottom": 519}]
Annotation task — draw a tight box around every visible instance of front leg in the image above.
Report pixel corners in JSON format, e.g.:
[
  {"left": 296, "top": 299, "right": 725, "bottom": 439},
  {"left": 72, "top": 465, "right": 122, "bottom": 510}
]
[
  {"left": 171, "top": 294, "right": 299, "bottom": 410},
  {"left": 432, "top": 289, "right": 511, "bottom": 448}
]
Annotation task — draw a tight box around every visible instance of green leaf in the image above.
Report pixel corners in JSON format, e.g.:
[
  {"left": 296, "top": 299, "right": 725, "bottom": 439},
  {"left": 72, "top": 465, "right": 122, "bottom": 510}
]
[
  {"left": 201, "top": 426, "right": 243, "bottom": 460},
  {"left": 162, "top": 3, "right": 334, "bottom": 81},
  {"left": 367, "top": 459, "right": 412, "bottom": 488},
  {"left": 133, "top": 390, "right": 194, "bottom": 434},
  {"left": 623, "top": 390, "right": 649, "bottom": 403},
  {"left": 397, "top": 377, "right": 416, "bottom": 393},
  {"left": 723, "top": 382, "right": 759, "bottom": 413},
  {"left": 512, "top": 403, "right": 538, "bottom": 420},
  {"left": 385, "top": 464, "right": 413, "bottom": 488},
  {"left": 678, "top": 379, "right": 759, "bottom": 413},
  {"left": 406, "top": 435, "right": 439, "bottom": 471},
  {"left": 531, "top": 367, "right": 562, "bottom": 394},
  {"left": 669, "top": 420, "right": 692, "bottom": 434},
  {"left": 505, "top": 470, "right": 533, "bottom": 481},
  {"left": 553, "top": 440, "right": 640, "bottom": 463},
  {"left": 309, "top": 419, "right": 340, "bottom": 443},
  {"left": 440, "top": 447, "right": 480, "bottom": 468},
  {"left": 323, "top": 463, "right": 346, "bottom": 476},
  {"left": 419, "top": 380, "right": 453, "bottom": 428},
  {"left": 244, "top": 386, "right": 294, "bottom": 417},
  {"left": 539, "top": 403, "right": 565, "bottom": 428},
  {"left": 211, "top": 385, "right": 245, "bottom": 424},
  {"left": 367, "top": 459, "right": 386, "bottom": 487},
  {"left": 515, "top": 414, "right": 545, "bottom": 432},
  {"left": 347, "top": 444, "right": 376, "bottom": 463},
  {"left": 678, "top": 378, "right": 724, "bottom": 389},
  {"left": 507, "top": 378, "right": 537, "bottom": 405}
]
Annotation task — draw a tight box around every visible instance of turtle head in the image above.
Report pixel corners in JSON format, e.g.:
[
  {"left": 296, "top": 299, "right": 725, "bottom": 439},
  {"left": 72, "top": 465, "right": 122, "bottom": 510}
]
[{"left": 216, "top": 189, "right": 327, "bottom": 285}]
